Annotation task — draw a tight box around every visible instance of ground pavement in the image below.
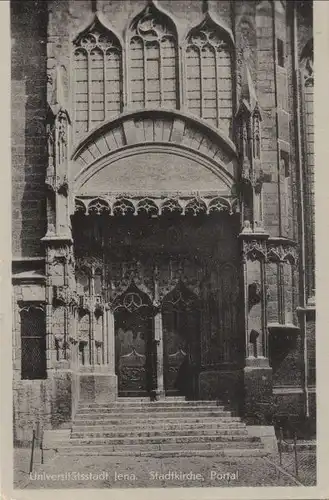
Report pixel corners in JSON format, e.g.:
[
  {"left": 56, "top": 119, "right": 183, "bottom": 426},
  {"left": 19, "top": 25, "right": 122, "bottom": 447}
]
[{"left": 13, "top": 448, "right": 307, "bottom": 489}]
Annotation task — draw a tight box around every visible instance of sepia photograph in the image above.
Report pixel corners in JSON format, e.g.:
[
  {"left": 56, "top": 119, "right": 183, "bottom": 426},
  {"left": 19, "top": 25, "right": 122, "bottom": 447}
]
[{"left": 2, "top": 0, "right": 325, "bottom": 495}]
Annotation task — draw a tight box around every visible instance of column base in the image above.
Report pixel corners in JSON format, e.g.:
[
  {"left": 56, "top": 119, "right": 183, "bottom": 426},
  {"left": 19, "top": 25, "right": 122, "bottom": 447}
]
[
  {"left": 79, "top": 373, "right": 118, "bottom": 403},
  {"left": 244, "top": 364, "right": 273, "bottom": 425},
  {"left": 154, "top": 389, "right": 166, "bottom": 400}
]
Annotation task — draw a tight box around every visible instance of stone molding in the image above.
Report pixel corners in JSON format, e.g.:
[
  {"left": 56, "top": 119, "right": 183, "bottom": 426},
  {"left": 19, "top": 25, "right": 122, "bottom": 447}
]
[
  {"left": 74, "top": 192, "right": 240, "bottom": 217},
  {"left": 240, "top": 235, "right": 298, "bottom": 264}
]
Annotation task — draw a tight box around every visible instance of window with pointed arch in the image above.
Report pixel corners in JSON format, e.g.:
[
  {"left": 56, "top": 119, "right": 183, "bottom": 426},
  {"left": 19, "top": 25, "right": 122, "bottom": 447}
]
[
  {"left": 73, "top": 18, "right": 123, "bottom": 136},
  {"left": 185, "top": 15, "right": 233, "bottom": 133},
  {"left": 128, "top": 4, "right": 178, "bottom": 110}
]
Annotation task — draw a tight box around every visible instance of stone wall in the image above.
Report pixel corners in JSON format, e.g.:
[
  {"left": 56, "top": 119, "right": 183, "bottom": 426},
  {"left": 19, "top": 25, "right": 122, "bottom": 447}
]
[
  {"left": 11, "top": 0, "right": 48, "bottom": 258},
  {"left": 11, "top": 0, "right": 315, "bottom": 441}
]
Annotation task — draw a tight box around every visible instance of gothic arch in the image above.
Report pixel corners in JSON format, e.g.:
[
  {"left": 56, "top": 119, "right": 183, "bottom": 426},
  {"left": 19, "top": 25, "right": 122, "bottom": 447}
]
[
  {"left": 72, "top": 14, "right": 123, "bottom": 136},
  {"left": 70, "top": 109, "right": 238, "bottom": 199},
  {"left": 183, "top": 11, "right": 234, "bottom": 48},
  {"left": 183, "top": 12, "right": 234, "bottom": 132},
  {"left": 72, "top": 12, "right": 123, "bottom": 46},
  {"left": 112, "top": 281, "right": 153, "bottom": 313},
  {"left": 126, "top": 0, "right": 179, "bottom": 110},
  {"left": 161, "top": 280, "right": 200, "bottom": 311}
]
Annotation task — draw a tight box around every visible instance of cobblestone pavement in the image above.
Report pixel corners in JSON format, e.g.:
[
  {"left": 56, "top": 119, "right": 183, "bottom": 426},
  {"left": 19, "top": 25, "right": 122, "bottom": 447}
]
[{"left": 14, "top": 449, "right": 302, "bottom": 489}]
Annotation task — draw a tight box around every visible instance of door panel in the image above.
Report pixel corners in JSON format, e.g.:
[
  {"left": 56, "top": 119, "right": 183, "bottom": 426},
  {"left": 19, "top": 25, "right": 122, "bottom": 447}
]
[
  {"left": 162, "top": 297, "right": 200, "bottom": 398},
  {"left": 115, "top": 309, "right": 155, "bottom": 396}
]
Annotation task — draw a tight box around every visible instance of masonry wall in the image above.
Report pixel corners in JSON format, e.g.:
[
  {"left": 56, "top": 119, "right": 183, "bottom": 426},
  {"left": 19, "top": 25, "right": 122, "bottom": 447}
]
[
  {"left": 11, "top": 0, "right": 315, "bottom": 441},
  {"left": 11, "top": 0, "right": 48, "bottom": 258}
]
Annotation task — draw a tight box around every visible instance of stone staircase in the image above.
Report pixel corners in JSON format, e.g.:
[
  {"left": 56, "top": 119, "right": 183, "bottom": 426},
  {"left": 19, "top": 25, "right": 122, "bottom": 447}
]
[{"left": 51, "top": 398, "right": 268, "bottom": 457}]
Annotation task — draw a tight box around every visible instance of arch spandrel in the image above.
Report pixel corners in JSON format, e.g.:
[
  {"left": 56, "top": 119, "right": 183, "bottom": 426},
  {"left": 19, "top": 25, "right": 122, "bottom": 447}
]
[{"left": 71, "top": 110, "right": 238, "bottom": 196}]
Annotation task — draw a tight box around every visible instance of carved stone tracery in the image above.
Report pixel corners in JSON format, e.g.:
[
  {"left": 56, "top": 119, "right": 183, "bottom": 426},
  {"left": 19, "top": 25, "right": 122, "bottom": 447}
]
[{"left": 74, "top": 194, "right": 240, "bottom": 217}]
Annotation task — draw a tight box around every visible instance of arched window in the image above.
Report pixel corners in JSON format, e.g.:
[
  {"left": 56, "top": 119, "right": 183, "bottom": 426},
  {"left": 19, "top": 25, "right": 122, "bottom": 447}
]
[
  {"left": 185, "top": 15, "right": 233, "bottom": 133},
  {"left": 73, "top": 18, "right": 122, "bottom": 136},
  {"left": 128, "top": 4, "right": 178, "bottom": 109},
  {"left": 20, "top": 305, "right": 46, "bottom": 380}
]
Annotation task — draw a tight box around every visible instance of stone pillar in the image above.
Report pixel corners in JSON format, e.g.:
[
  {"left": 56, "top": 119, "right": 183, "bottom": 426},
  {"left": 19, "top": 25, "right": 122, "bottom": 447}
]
[
  {"left": 154, "top": 310, "right": 165, "bottom": 399},
  {"left": 240, "top": 234, "right": 273, "bottom": 424},
  {"left": 78, "top": 305, "right": 118, "bottom": 403},
  {"left": 107, "top": 307, "right": 116, "bottom": 376},
  {"left": 42, "top": 236, "right": 74, "bottom": 428}
]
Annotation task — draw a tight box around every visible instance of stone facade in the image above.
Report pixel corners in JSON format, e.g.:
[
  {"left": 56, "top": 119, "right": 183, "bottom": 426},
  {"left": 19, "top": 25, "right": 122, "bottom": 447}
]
[{"left": 11, "top": 0, "right": 315, "bottom": 445}]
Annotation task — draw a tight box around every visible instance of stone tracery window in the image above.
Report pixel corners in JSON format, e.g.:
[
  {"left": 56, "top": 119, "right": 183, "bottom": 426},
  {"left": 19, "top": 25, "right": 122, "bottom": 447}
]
[
  {"left": 185, "top": 16, "right": 233, "bottom": 132},
  {"left": 128, "top": 4, "right": 178, "bottom": 109},
  {"left": 73, "top": 19, "right": 122, "bottom": 136}
]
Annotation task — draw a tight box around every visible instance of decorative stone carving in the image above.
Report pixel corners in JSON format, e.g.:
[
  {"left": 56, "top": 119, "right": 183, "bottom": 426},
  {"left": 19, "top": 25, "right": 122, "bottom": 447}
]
[
  {"left": 45, "top": 105, "right": 71, "bottom": 238},
  {"left": 74, "top": 193, "right": 240, "bottom": 218},
  {"left": 185, "top": 198, "right": 207, "bottom": 217},
  {"left": 242, "top": 239, "right": 267, "bottom": 262},
  {"left": 248, "top": 281, "right": 262, "bottom": 309},
  {"left": 88, "top": 198, "right": 111, "bottom": 216},
  {"left": 236, "top": 61, "right": 265, "bottom": 233},
  {"left": 52, "top": 285, "right": 69, "bottom": 305},
  {"left": 267, "top": 242, "right": 298, "bottom": 264},
  {"left": 137, "top": 199, "right": 159, "bottom": 217}
]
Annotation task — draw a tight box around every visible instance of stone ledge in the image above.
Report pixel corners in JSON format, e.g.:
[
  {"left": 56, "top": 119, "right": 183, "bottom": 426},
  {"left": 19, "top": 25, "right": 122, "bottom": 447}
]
[{"left": 246, "top": 425, "right": 278, "bottom": 455}]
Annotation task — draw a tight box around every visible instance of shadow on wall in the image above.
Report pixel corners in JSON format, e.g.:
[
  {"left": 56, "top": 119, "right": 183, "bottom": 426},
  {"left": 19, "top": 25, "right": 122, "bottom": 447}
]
[{"left": 11, "top": 0, "right": 48, "bottom": 258}]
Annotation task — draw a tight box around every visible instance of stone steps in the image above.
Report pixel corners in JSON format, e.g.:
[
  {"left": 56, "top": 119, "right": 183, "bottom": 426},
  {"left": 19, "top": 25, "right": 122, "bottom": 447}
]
[
  {"left": 52, "top": 446, "right": 268, "bottom": 458},
  {"left": 77, "top": 400, "right": 223, "bottom": 409},
  {"left": 71, "top": 428, "right": 250, "bottom": 439},
  {"left": 72, "top": 422, "right": 247, "bottom": 432},
  {"left": 74, "top": 416, "right": 242, "bottom": 426},
  {"left": 74, "top": 416, "right": 241, "bottom": 428},
  {"left": 77, "top": 405, "right": 226, "bottom": 413},
  {"left": 75, "top": 410, "right": 233, "bottom": 420},
  {"left": 66, "top": 434, "right": 261, "bottom": 444},
  {"left": 51, "top": 398, "right": 269, "bottom": 458}
]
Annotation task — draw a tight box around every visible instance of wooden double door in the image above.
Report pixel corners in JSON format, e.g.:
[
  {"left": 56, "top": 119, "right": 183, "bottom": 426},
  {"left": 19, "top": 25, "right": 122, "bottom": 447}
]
[{"left": 114, "top": 288, "right": 200, "bottom": 398}]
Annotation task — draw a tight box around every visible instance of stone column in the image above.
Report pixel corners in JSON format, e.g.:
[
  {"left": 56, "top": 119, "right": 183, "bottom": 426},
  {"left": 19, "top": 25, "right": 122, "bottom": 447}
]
[
  {"left": 107, "top": 307, "right": 116, "bottom": 376},
  {"left": 240, "top": 233, "right": 273, "bottom": 424},
  {"left": 42, "top": 236, "right": 74, "bottom": 427},
  {"left": 79, "top": 305, "right": 118, "bottom": 403},
  {"left": 154, "top": 310, "right": 165, "bottom": 399}
]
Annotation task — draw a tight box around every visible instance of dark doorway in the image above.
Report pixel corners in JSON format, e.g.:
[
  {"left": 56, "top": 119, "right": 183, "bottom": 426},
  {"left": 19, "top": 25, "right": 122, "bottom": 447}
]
[
  {"left": 114, "top": 284, "right": 156, "bottom": 396},
  {"left": 162, "top": 282, "right": 200, "bottom": 399}
]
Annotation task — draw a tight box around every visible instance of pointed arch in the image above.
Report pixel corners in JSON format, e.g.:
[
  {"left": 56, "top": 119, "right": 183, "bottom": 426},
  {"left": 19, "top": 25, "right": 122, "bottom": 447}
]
[
  {"left": 112, "top": 281, "right": 153, "bottom": 313},
  {"left": 127, "top": 1, "right": 179, "bottom": 110},
  {"left": 73, "top": 14, "right": 123, "bottom": 136},
  {"left": 184, "top": 12, "right": 234, "bottom": 133},
  {"left": 162, "top": 280, "right": 199, "bottom": 311}
]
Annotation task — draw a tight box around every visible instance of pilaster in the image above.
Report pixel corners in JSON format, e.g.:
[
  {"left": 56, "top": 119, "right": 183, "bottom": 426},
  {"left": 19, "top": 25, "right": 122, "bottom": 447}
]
[{"left": 240, "top": 232, "right": 273, "bottom": 424}]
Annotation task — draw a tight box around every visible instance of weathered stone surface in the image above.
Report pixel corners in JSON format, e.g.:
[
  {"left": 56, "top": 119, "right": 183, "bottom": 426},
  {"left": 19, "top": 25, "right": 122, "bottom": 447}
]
[{"left": 11, "top": 0, "right": 315, "bottom": 445}]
